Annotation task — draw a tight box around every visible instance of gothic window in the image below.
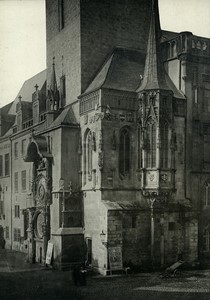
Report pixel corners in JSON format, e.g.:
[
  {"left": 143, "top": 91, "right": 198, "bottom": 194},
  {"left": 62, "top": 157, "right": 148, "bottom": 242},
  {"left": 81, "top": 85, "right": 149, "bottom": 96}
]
[
  {"left": 87, "top": 131, "right": 93, "bottom": 181},
  {"left": 146, "top": 122, "right": 156, "bottom": 168},
  {"left": 203, "top": 228, "right": 210, "bottom": 251},
  {"left": 160, "top": 124, "right": 169, "bottom": 168},
  {"left": 119, "top": 128, "right": 130, "bottom": 176},
  {"left": 137, "top": 126, "right": 142, "bottom": 169}
]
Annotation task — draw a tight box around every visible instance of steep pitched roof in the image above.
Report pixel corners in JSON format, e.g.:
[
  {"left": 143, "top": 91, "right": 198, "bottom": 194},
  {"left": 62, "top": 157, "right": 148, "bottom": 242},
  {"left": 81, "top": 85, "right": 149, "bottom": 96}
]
[
  {"left": 136, "top": 2, "right": 185, "bottom": 99},
  {"left": 49, "top": 105, "right": 78, "bottom": 128},
  {"left": 83, "top": 48, "right": 146, "bottom": 95},
  {"left": 8, "top": 69, "right": 46, "bottom": 115},
  {"left": 137, "top": 1, "right": 170, "bottom": 92}
]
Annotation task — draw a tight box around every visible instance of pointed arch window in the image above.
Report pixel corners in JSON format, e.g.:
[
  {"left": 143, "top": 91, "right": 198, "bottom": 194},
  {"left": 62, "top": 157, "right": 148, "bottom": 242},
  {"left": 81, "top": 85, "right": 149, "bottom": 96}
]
[
  {"left": 160, "top": 124, "right": 169, "bottom": 168},
  {"left": 119, "top": 128, "right": 130, "bottom": 176},
  {"left": 146, "top": 122, "right": 156, "bottom": 168},
  {"left": 87, "top": 131, "right": 93, "bottom": 181},
  {"left": 137, "top": 126, "right": 142, "bottom": 169}
]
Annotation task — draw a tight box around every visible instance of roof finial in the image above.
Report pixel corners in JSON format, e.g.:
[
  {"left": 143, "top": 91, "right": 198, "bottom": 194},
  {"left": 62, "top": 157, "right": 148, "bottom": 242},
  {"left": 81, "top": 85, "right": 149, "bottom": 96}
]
[
  {"left": 53, "top": 56, "right": 55, "bottom": 66},
  {"left": 18, "top": 95, "right": 22, "bottom": 101},
  {"left": 34, "top": 84, "right": 39, "bottom": 91}
]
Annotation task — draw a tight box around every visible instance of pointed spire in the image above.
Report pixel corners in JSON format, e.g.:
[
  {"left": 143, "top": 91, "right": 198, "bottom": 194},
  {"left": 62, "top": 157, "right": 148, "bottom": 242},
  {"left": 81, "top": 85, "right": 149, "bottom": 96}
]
[
  {"left": 137, "top": 0, "right": 170, "bottom": 92},
  {"left": 48, "top": 57, "right": 60, "bottom": 110},
  {"left": 50, "top": 57, "right": 58, "bottom": 93}
]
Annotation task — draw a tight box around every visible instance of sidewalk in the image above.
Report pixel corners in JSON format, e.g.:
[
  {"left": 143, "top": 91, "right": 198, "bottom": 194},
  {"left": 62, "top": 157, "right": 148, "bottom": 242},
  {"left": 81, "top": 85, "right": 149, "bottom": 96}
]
[{"left": 0, "top": 249, "right": 45, "bottom": 272}]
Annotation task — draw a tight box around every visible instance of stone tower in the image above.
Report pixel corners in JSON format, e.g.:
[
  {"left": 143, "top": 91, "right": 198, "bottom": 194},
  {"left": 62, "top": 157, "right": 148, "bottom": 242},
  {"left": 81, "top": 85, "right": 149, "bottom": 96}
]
[{"left": 46, "top": 0, "right": 153, "bottom": 106}]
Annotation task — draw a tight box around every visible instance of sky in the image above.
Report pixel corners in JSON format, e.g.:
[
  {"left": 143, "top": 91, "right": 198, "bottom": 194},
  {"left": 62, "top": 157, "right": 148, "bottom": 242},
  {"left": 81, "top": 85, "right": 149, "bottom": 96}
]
[{"left": 0, "top": 0, "right": 210, "bottom": 107}]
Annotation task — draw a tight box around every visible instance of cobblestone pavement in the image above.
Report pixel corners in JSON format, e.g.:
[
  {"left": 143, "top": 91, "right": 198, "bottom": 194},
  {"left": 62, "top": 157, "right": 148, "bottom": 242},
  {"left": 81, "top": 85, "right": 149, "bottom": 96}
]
[{"left": 1, "top": 249, "right": 210, "bottom": 300}]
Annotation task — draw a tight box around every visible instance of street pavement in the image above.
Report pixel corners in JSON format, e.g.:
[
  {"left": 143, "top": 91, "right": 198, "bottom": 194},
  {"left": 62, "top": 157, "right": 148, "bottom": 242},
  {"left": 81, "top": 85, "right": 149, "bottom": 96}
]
[{"left": 1, "top": 249, "right": 210, "bottom": 300}]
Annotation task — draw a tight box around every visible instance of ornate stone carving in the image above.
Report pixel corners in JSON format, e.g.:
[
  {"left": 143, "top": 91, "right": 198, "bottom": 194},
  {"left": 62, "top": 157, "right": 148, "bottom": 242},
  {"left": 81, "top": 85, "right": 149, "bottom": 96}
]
[
  {"left": 92, "top": 132, "right": 96, "bottom": 151},
  {"left": 161, "top": 173, "right": 168, "bottom": 182},
  {"left": 84, "top": 115, "right": 88, "bottom": 125},
  {"left": 98, "top": 151, "right": 104, "bottom": 171},
  {"left": 149, "top": 174, "right": 155, "bottom": 181},
  {"left": 99, "top": 129, "right": 103, "bottom": 150}
]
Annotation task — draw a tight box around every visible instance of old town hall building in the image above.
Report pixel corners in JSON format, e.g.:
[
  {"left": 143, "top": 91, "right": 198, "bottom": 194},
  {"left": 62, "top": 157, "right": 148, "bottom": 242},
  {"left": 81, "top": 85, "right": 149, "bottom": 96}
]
[{"left": 1, "top": 0, "right": 210, "bottom": 274}]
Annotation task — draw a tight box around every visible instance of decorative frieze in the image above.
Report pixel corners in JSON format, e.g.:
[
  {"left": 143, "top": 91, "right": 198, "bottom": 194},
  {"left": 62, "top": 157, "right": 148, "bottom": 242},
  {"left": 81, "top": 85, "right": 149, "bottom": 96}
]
[{"left": 84, "top": 110, "right": 135, "bottom": 124}]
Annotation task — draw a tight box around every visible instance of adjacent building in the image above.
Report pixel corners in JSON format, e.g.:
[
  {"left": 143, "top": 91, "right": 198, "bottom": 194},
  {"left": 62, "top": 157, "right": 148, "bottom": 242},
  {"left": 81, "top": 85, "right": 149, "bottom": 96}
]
[{"left": 0, "top": 0, "right": 210, "bottom": 274}]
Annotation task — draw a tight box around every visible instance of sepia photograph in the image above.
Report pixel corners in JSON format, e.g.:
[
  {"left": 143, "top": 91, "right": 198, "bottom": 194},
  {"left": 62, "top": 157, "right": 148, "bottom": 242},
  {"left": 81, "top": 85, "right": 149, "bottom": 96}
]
[{"left": 0, "top": 0, "right": 210, "bottom": 299}]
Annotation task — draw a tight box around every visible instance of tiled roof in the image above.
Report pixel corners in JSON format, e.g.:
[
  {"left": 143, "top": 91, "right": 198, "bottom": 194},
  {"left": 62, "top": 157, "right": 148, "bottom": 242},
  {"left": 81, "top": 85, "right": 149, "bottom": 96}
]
[
  {"left": 8, "top": 69, "right": 46, "bottom": 115},
  {"left": 83, "top": 47, "right": 146, "bottom": 95},
  {"left": 49, "top": 104, "right": 78, "bottom": 128}
]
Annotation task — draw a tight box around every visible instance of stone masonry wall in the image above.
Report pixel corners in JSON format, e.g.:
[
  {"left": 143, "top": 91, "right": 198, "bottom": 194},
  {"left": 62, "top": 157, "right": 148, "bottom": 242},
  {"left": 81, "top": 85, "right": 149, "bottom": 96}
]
[{"left": 80, "top": 0, "right": 152, "bottom": 93}]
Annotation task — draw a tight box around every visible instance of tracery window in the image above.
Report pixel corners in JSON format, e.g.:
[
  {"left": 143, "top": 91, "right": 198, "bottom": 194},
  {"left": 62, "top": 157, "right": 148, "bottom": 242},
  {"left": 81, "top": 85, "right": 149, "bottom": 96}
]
[
  {"left": 137, "top": 126, "right": 142, "bottom": 169},
  {"left": 160, "top": 124, "right": 168, "bottom": 168},
  {"left": 119, "top": 128, "right": 130, "bottom": 176},
  {"left": 146, "top": 121, "right": 156, "bottom": 168},
  {"left": 87, "top": 131, "right": 93, "bottom": 181}
]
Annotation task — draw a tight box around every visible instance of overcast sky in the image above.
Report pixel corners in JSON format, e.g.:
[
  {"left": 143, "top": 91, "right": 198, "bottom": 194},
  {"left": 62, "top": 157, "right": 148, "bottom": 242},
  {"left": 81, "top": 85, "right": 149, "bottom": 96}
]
[{"left": 0, "top": 0, "right": 210, "bottom": 107}]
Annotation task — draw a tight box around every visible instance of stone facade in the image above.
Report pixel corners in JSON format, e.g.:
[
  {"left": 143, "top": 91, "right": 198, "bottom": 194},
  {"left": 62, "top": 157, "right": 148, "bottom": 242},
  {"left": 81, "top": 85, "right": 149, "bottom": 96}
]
[{"left": 0, "top": 0, "right": 210, "bottom": 274}]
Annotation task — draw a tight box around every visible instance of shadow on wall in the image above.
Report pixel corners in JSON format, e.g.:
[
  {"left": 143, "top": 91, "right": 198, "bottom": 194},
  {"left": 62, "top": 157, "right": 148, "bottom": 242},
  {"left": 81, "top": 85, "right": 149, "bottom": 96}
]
[{"left": 52, "top": 242, "right": 87, "bottom": 269}]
